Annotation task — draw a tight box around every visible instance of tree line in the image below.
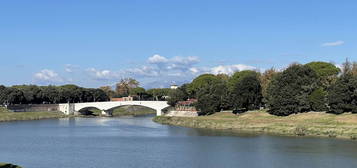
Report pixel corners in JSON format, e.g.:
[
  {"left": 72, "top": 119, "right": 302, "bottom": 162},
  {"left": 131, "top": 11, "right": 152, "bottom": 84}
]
[
  {"left": 0, "top": 84, "right": 109, "bottom": 105},
  {"left": 0, "top": 78, "right": 173, "bottom": 105},
  {"left": 168, "top": 60, "right": 357, "bottom": 116}
]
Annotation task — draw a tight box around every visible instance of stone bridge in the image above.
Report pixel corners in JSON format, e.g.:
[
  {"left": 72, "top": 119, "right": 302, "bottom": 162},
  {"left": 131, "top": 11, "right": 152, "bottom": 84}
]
[{"left": 59, "top": 101, "right": 170, "bottom": 116}]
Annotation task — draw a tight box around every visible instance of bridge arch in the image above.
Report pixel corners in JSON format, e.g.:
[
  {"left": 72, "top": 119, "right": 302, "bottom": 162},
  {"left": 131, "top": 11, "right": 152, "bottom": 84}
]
[{"left": 77, "top": 106, "right": 102, "bottom": 115}]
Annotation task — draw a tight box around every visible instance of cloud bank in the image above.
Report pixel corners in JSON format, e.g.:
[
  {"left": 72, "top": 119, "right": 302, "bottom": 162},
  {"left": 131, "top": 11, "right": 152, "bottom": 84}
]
[{"left": 33, "top": 55, "right": 256, "bottom": 88}]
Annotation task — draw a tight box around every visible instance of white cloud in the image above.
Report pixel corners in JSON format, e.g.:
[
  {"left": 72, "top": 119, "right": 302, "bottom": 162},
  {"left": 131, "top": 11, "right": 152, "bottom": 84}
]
[
  {"left": 54, "top": 55, "right": 257, "bottom": 88},
  {"left": 210, "top": 64, "right": 256, "bottom": 75},
  {"left": 126, "top": 66, "right": 159, "bottom": 77},
  {"left": 148, "top": 54, "right": 169, "bottom": 64},
  {"left": 171, "top": 56, "right": 199, "bottom": 65},
  {"left": 34, "top": 69, "right": 63, "bottom": 82},
  {"left": 321, "top": 40, "right": 345, "bottom": 47},
  {"left": 87, "top": 68, "right": 121, "bottom": 80},
  {"left": 189, "top": 67, "right": 199, "bottom": 74},
  {"left": 147, "top": 54, "right": 200, "bottom": 74},
  {"left": 64, "top": 64, "right": 79, "bottom": 73}
]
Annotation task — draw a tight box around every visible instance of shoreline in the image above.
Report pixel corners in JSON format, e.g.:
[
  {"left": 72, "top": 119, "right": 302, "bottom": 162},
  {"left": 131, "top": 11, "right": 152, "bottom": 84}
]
[
  {"left": 153, "top": 110, "right": 357, "bottom": 140},
  {"left": 0, "top": 107, "right": 155, "bottom": 122}
]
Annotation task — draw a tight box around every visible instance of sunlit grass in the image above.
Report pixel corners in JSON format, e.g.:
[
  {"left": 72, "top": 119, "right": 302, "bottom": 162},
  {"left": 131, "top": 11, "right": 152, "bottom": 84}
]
[
  {"left": 0, "top": 107, "right": 65, "bottom": 122},
  {"left": 154, "top": 110, "right": 357, "bottom": 140}
]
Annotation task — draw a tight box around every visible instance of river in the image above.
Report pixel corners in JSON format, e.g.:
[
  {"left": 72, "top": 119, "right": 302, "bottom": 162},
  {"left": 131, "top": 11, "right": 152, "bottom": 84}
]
[{"left": 0, "top": 115, "right": 357, "bottom": 168}]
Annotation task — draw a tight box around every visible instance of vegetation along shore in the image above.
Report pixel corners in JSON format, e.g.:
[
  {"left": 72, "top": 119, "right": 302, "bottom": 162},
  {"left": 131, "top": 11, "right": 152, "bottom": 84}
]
[
  {"left": 156, "top": 60, "right": 357, "bottom": 140},
  {"left": 0, "top": 107, "right": 65, "bottom": 122},
  {"left": 154, "top": 110, "right": 357, "bottom": 140}
]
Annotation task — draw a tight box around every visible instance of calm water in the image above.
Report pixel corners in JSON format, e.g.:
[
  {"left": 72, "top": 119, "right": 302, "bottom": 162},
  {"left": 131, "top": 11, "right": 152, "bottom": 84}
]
[{"left": 1, "top": 115, "right": 357, "bottom": 168}]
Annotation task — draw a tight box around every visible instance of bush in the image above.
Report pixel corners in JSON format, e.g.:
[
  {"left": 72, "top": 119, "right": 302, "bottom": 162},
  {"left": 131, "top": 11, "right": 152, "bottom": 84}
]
[{"left": 267, "top": 64, "right": 318, "bottom": 116}]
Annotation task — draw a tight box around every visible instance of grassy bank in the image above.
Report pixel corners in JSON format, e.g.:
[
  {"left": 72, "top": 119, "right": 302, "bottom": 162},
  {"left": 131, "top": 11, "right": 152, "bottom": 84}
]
[
  {"left": 112, "top": 106, "right": 156, "bottom": 117},
  {"left": 0, "top": 163, "right": 22, "bottom": 168},
  {"left": 0, "top": 107, "right": 65, "bottom": 122},
  {"left": 154, "top": 110, "right": 357, "bottom": 140}
]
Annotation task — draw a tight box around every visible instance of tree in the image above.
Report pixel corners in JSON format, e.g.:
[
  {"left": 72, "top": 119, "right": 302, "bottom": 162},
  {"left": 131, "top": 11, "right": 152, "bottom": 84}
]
[
  {"left": 115, "top": 78, "right": 140, "bottom": 97},
  {"left": 99, "top": 86, "right": 115, "bottom": 98},
  {"left": 260, "top": 68, "right": 278, "bottom": 105},
  {"left": 13, "top": 85, "right": 41, "bottom": 104},
  {"left": 188, "top": 74, "right": 220, "bottom": 97},
  {"left": 232, "top": 73, "right": 262, "bottom": 111},
  {"left": 90, "top": 89, "right": 109, "bottom": 102},
  {"left": 58, "top": 85, "right": 82, "bottom": 103},
  {"left": 305, "top": 61, "right": 340, "bottom": 89},
  {"left": 309, "top": 88, "right": 328, "bottom": 111},
  {"left": 328, "top": 74, "right": 357, "bottom": 114},
  {"left": 267, "top": 64, "right": 318, "bottom": 116},
  {"left": 195, "top": 81, "right": 228, "bottom": 115},
  {"left": 167, "top": 88, "right": 187, "bottom": 106},
  {"left": 146, "top": 88, "right": 170, "bottom": 101},
  {"left": 1, "top": 87, "right": 25, "bottom": 105},
  {"left": 228, "top": 70, "right": 260, "bottom": 91},
  {"left": 129, "top": 87, "right": 146, "bottom": 100},
  {"left": 40, "top": 85, "right": 60, "bottom": 103}
]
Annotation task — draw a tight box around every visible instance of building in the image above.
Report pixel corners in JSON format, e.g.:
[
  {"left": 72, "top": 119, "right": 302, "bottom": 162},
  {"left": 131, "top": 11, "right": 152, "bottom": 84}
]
[
  {"left": 175, "top": 99, "right": 197, "bottom": 112},
  {"left": 110, "top": 96, "right": 133, "bottom": 101},
  {"left": 170, "top": 84, "right": 178, "bottom": 89}
]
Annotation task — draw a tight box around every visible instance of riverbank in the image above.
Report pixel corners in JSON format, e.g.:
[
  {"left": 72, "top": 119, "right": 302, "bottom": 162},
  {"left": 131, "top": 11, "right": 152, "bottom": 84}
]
[
  {"left": 0, "top": 106, "right": 155, "bottom": 122},
  {"left": 0, "top": 107, "right": 65, "bottom": 122},
  {"left": 154, "top": 110, "right": 357, "bottom": 140},
  {"left": 112, "top": 106, "right": 156, "bottom": 117},
  {"left": 0, "top": 163, "right": 22, "bottom": 168},
  {"left": 87, "top": 106, "right": 156, "bottom": 117}
]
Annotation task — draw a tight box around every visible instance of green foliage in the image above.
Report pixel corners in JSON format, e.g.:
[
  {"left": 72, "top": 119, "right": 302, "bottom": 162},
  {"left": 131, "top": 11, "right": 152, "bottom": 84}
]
[
  {"left": 260, "top": 68, "right": 278, "bottom": 105},
  {"left": 305, "top": 62, "right": 340, "bottom": 78},
  {"left": 228, "top": 70, "right": 260, "bottom": 91},
  {"left": 0, "top": 84, "right": 109, "bottom": 105},
  {"left": 196, "top": 81, "right": 228, "bottom": 115},
  {"left": 167, "top": 88, "right": 187, "bottom": 106},
  {"left": 115, "top": 78, "right": 140, "bottom": 97},
  {"left": 146, "top": 88, "right": 170, "bottom": 101},
  {"left": 267, "top": 64, "right": 318, "bottom": 116},
  {"left": 13, "top": 85, "right": 41, "bottom": 103},
  {"left": 188, "top": 74, "right": 220, "bottom": 97},
  {"left": 0, "top": 87, "right": 25, "bottom": 105},
  {"left": 231, "top": 73, "right": 262, "bottom": 110},
  {"left": 129, "top": 87, "right": 146, "bottom": 100},
  {"left": 305, "top": 61, "right": 340, "bottom": 89},
  {"left": 328, "top": 74, "right": 357, "bottom": 114},
  {"left": 308, "top": 88, "right": 327, "bottom": 111}
]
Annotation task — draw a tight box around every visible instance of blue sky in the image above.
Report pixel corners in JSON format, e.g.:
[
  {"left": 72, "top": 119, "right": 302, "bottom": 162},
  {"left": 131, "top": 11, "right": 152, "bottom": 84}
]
[{"left": 0, "top": 0, "right": 356, "bottom": 88}]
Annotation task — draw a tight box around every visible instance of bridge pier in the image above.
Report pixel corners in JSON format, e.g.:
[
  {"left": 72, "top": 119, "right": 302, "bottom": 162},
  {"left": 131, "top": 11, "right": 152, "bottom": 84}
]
[{"left": 156, "top": 109, "right": 162, "bottom": 116}]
